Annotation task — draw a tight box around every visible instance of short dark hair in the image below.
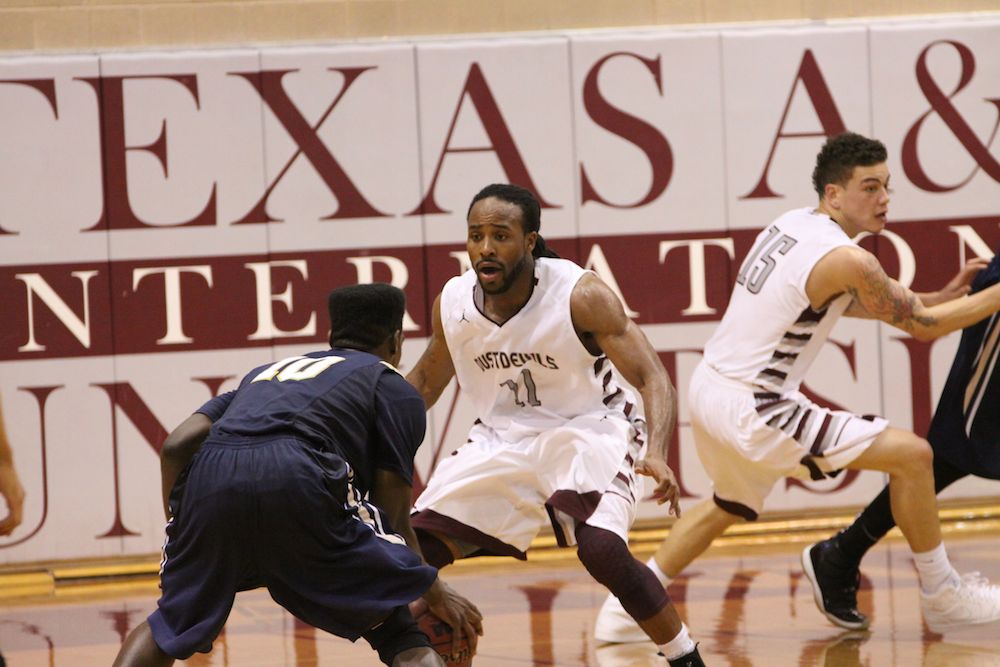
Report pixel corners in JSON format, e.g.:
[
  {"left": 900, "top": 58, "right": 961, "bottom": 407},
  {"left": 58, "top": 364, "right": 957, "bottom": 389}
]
[
  {"left": 327, "top": 283, "right": 405, "bottom": 350},
  {"left": 467, "top": 183, "right": 559, "bottom": 258},
  {"left": 812, "top": 132, "right": 887, "bottom": 197}
]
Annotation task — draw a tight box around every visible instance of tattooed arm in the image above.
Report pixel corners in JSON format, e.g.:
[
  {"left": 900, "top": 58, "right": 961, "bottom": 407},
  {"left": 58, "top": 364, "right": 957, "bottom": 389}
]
[{"left": 808, "top": 246, "right": 1000, "bottom": 341}]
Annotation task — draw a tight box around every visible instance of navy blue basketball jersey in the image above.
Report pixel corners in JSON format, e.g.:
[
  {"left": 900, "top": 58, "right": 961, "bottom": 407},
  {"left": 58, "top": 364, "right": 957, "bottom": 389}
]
[
  {"left": 927, "top": 251, "right": 1000, "bottom": 480},
  {"left": 197, "top": 348, "right": 426, "bottom": 495}
]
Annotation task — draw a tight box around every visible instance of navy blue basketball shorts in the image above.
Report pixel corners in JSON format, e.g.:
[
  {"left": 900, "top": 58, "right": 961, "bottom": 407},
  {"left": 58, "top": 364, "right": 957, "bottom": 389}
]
[{"left": 148, "top": 437, "right": 437, "bottom": 659}]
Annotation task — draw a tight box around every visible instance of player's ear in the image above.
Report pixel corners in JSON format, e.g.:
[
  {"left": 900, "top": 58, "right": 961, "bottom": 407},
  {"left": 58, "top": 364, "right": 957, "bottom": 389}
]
[
  {"left": 526, "top": 230, "right": 538, "bottom": 253},
  {"left": 824, "top": 182, "right": 841, "bottom": 209}
]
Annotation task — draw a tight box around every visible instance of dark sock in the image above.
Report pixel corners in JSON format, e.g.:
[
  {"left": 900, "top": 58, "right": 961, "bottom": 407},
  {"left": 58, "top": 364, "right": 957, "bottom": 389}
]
[
  {"left": 835, "top": 457, "right": 968, "bottom": 564},
  {"left": 835, "top": 495, "right": 891, "bottom": 564}
]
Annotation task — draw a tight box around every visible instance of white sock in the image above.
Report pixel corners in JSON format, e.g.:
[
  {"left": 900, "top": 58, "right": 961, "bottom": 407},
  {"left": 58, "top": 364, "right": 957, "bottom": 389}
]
[
  {"left": 646, "top": 556, "right": 671, "bottom": 587},
  {"left": 913, "top": 543, "right": 960, "bottom": 594},
  {"left": 658, "top": 623, "right": 695, "bottom": 661}
]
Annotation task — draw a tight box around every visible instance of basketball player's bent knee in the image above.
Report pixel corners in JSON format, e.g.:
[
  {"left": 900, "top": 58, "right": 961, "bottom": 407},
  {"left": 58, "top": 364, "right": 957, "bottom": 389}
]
[
  {"left": 865, "top": 428, "right": 932, "bottom": 477},
  {"left": 887, "top": 432, "right": 934, "bottom": 477},
  {"left": 575, "top": 524, "right": 668, "bottom": 621}
]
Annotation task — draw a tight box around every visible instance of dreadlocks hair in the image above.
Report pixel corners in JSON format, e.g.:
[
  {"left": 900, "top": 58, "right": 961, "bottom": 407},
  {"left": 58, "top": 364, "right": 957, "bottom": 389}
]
[
  {"left": 327, "top": 283, "right": 405, "bottom": 351},
  {"left": 812, "top": 132, "right": 888, "bottom": 198},
  {"left": 467, "top": 183, "right": 561, "bottom": 259}
]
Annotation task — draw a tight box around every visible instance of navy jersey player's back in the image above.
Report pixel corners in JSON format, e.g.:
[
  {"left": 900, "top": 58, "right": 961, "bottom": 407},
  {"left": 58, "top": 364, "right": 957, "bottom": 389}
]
[
  {"left": 209, "top": 348, "right": 426, "bottom": 495},
  {"left": 928, "top": 252, "right": 1000, "bottom": 480}
]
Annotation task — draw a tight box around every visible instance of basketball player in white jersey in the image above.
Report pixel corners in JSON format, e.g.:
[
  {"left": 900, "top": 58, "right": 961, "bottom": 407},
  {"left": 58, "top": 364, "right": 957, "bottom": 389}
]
[
  {"left": 406, "top": 184, "right": 706, "bottom": 666},
  {"left": 595, "top": 132, "right": 1000, "bottom": 640}
]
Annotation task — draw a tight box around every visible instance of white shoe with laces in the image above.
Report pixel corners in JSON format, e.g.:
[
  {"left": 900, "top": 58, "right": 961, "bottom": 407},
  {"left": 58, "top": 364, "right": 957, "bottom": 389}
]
[
  {"left": 921, "top": 572, "right": 1000, "bottom": 633},
  {"left": 594, "top": 593, "right": 649, "bottom": 643}
]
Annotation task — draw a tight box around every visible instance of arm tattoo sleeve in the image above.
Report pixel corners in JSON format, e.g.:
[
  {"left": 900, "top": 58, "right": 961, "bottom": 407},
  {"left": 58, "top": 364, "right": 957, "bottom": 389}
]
[{"left": 851, "top": 256, "right": 937, "bottom": 330}]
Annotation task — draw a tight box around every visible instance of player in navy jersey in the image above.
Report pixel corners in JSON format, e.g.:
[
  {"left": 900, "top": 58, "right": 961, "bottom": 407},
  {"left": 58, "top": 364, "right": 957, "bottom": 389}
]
[
  {"left": 804, "top": 246, "right": 1000, "bottom": 628},
  {"left": 113, "top": 284, "right": 482, "bottom": 667}
]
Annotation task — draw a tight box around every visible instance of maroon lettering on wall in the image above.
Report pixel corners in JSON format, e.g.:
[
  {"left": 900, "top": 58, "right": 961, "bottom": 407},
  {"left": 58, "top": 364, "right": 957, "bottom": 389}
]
[
  {"left": 78, "top": 74, "right": 218, "bottom": 231},
  {"left": 0, "top": 386, "right": 59, "bottom": 550},
  {"left": 580, "top": 52, "right": 673, "bottom": 208},
  {"left": 5, "top": 263, "right": 115, "bottom": 357},
  {"left": 193, "top": 376, "right": 236, "bottom": 398},
  {"left": 0, "top": 78, "right": 58, "bottom": 236},
  {"left": 741, "top": 49, "right": 848, "bottom": 199},
  {"left": 584, "top": 231, "right": 736, "bottom": 323},
  {"left": 869, "top": 215, "right": 1000, "bottom": 292},
  {"left": 410, "top": 63, "right": 556, "bottom": 216},
  {"left": 3, "top": 218, "right": 998, "bottom": 363},
  {"left": 2, "top": 247, "right": 427, "bottom": 361},
  {"left": 92, "top": 382, "right": 171, "bottom": 538},
  {"left": 901, "top": 40, "right": 1000, "bottom": 193},
  {"left": 230, "top": 67, "right": 390, "bottom": 224}
]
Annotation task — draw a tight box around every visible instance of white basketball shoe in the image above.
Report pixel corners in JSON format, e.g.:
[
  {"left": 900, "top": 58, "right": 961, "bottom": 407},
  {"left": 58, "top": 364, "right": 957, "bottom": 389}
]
[{"left": 921, "top": 571, "right": 1000, "bottom": 633}]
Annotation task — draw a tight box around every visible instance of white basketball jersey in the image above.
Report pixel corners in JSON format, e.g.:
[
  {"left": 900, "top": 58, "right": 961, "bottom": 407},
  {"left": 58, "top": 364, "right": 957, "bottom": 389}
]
[
  {"left": 704, "top": 207, "right": 856, "bottom": 393},
  {"left": 440, "top": 257, "right": 639, "bottom": 442}
]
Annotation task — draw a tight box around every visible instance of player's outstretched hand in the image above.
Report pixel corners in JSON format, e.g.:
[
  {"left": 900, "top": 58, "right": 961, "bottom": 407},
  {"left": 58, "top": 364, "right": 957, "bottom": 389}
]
[
  {"left": 0, "top": 461, "right": 25, "bottom": 536},
  {"left": 424, "top": 578, "right": 484, "bottom": 658},
  {"left": 937, "top": 257, "right": 991, "bottom": 303},
  {"left": 635, "top": 457, "right": 681, "bottom": 517}
]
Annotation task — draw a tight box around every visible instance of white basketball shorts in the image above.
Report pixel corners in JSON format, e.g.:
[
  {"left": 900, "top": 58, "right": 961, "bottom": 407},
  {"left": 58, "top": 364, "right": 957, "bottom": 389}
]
[
  {"left": 413, "top": 412, "right": 646, "bottom": 556},
  {"left": 689, "top": 361, "right": 888, "bottom": 520}
]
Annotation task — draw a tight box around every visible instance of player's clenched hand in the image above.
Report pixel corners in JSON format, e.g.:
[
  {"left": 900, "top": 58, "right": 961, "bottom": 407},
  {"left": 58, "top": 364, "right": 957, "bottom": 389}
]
[
  {"left": 424, "top": 578, "right": 484, "bottom": 657},
  {"left": 635, "top": 457, "right": 681, "bottom": 518}
]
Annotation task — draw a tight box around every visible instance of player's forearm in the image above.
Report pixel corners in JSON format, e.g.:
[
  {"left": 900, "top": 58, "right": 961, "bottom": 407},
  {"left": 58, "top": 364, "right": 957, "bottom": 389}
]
[
  {"left": 160, "top": 460, "right": 184, "bottom": 520},
  {"left": 159, "top": 413, "right": 212, "bottom": 518},
  {"left": 405, "top": 369, "right": 444, "bottom": 409},
  {"left": 637, "top": 376, "right": 677, "bottom": 462},
  {"left": 908, "top": 283, "right": 1000, "bottom": 341},
  {"left": 914, "top": 291, "right": 943, "bottom": 307},
  {"left": 395, "top": 521, "right": 425, "bottom": 559}
]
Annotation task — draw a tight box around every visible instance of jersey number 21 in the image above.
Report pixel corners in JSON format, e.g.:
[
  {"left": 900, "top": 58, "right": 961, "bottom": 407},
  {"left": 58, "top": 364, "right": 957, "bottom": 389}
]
[{"left": 500, "top": 368, "right": 542, "bottom": 407}]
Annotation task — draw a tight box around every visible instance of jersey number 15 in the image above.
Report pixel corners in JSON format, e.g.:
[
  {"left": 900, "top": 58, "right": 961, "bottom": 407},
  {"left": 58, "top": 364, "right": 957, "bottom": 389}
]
[{"left": 736, "top": 226, "right": 798, "bottom": 294}]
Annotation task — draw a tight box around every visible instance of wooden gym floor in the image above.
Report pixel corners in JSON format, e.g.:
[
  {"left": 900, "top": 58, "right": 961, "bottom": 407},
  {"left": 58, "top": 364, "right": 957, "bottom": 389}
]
[{"left": 2, "top": 507, "right": 1000, "bottom": 666}]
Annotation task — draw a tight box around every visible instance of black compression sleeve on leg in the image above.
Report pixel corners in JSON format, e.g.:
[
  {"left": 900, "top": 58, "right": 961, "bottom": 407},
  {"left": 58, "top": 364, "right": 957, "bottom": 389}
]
[
  {"left": 836, "top": 457, "right": 969, "bottom": 563},
  {"left": 575, "top": 523, "right": 668, "bottom": 621},
  {"left": 416, "top": 528, "right": 455, "bottom": 569}
]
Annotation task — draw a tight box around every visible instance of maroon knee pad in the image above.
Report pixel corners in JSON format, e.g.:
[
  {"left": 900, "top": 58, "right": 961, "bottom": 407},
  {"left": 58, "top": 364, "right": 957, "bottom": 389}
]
[
  {"left": 415, "top": 528, "right": 455, "bottom": 569},
  {"left": 575, "top": 523, "right": 668, "bottom": 621}
]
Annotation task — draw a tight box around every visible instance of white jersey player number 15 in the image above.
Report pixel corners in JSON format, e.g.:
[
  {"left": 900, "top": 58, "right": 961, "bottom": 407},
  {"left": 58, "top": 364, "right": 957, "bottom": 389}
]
[{"left": 736, "top": 225, "right": 800, "bottom": 294}]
